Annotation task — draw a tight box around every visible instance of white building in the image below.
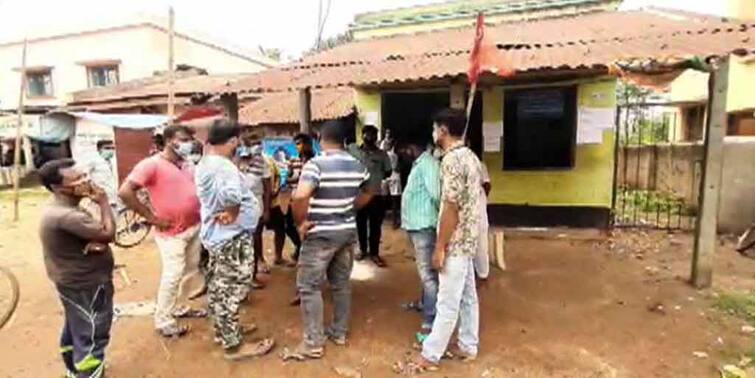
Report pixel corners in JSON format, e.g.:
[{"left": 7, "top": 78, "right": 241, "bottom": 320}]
[{"left": 0, "top": 15, "right": 277, "bottom": 112}]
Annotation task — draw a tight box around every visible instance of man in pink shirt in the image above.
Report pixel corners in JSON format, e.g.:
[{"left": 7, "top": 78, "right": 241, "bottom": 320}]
[{"left": 119, "top": 125, "right": 204, "bottom": 338}]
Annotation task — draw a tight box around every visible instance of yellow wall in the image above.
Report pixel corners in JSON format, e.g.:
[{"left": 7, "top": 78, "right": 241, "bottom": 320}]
[
  {"left": 727, "top": 0, "right": 755, "bottom": 19},
  {"left": 354, "top": 89, "right": 381, "bottom": 143},
  {"left": 668, "top": 57, "right": 755, "bottom": 114},
  {"left": 483, "top": 79, "right": 617, "bottom": 208},
  {"left": 355, "top": 79, "right": 617, "bottom": 208}
]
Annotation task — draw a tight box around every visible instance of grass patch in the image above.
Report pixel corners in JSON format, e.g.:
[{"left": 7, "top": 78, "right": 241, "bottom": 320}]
[{"left": 713, "top": 292, "right": 755, "bottom": 326}]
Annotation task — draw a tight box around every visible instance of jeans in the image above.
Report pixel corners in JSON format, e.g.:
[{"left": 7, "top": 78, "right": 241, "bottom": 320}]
[
  {"left": 58, "top": 281, "right": 114, "bottom": 378},
  {"left": 421, "top": 254, "right": 479, "bottom": 364},
  {"left": 297, "top": 232, "right": 355, "bottom": 348},
  {"left": 153, "top": 224, "right": 202, "bottom": 330},
  {"left": 357, "top": 196, "right": 386, "bottom": 257},
  {"left": 408, "top": 229, "right": 438, "bottom": 330}
]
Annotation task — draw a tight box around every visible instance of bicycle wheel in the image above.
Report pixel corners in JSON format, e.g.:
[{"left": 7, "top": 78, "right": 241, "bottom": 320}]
[
  {"left": 0, "top": 265, "right": 20, "bottom": 330},
  {"left": 114, "top": 208, "right": 152, "bottom": 249},
  {"left": 737, "top": 225, "right": 755, "bottom": 253}
]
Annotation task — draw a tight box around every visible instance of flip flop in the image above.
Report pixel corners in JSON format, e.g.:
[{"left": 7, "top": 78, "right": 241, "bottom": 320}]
[
  {"left": 279, "top": 343, "right": 325, "bottom": 362},
  {"left": 172, "top": 307, "right": 208, "bottom": 319},
  {"left": 158, "top": 324, "right": 190, "bottom": 338},
  {"left": 392, "top": 359, "right": 439, "bottom": 375},
  {"left": 224, "top": 338, "right": 275, "bottom": 361}
]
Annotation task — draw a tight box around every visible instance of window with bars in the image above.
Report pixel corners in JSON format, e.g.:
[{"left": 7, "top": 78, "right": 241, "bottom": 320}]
[
  {"left": 27, "top": 70, "right": 54, "bottom": 97},
  {"left": 87, "top": 65, "right": 119, "bottom": 88}
]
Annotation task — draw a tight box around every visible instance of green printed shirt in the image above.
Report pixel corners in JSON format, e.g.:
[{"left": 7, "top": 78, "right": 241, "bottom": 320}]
[{"left": 401, "top": 150, "right": 441, "bottom": 231}]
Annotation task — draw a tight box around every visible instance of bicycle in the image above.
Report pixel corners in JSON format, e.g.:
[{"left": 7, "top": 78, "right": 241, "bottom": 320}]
[
  {"left": 0, "top": 265, "right": 20, "bottom": 330},
  {"left": 81, "top": 191, "right": 153, "bottom": 249}
]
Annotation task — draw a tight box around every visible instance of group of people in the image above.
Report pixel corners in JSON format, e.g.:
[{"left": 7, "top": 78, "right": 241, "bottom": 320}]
[{"left": 37, "top": 107, "right": 490, "bottom": 376}]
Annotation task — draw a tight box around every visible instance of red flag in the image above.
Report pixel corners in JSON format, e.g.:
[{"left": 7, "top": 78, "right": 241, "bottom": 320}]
[{"left": 468, "top": 13, "right": 513, "bottom": 85}]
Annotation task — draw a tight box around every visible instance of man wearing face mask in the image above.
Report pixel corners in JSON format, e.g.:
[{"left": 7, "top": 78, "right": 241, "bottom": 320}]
[
  {"left": 119, "top": 125, "right": 204, "bottom": 338},
  {"left": 347, "top": 125, "right": 392, "bottom": 267},
  {"left": 78, "top": 140, "right": 118, "bottom": 208},
  {"left": 236, "top": 128, "right": 272, "bottom": 289},
  {"left": 410, "top": 108, "right": 482, "bottom": 373},
  {"left": 195, "top": 119, "right": 275, "bottom": 360},
  {"left": 38, "top": 159, "right": 116, "bottom": 378}
]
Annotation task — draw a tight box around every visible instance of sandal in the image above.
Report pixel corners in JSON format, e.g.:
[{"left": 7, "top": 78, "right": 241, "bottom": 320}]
[
  {"left": 371, "top": 256, "right": 387, "bottom": 268},
  {"left": 445, "top": 345, "right": 477, "bottom": 362},
  {"left": 158, "top": 324, "right": 190, "bottom": 338},
  {"left": 172, "top": 306, "right": 208, "bottom": 319},
  {"left": 392, "top": 357, "right": 439, "bottom": 375},
  {"left": 224, "top": 338, "right": 275, "bottom": 361},
  {"left": 279, "top": 343, "right": 325, "bottom": 362},
  {"left": 400, "top": 300, "right": 423, "bottom": 313},
  {"left": 251, "top": 279, "right": 266, "bottom": 290},
  {"left": 214, "top": 323, "right": 258, "bottom": 344}
]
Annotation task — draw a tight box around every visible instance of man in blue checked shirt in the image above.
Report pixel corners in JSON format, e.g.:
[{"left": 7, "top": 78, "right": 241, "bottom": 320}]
[{"left": 401, "top": 142, "right": 442, "bottom": 341}]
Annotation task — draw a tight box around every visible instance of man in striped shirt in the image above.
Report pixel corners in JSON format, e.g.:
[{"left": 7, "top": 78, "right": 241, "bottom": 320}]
[
  {"left": 401, "top": 142, "right": 442, "bottom": 339},
  {"left": 284, "top": 120, "right": 373, "bottom": 361}
]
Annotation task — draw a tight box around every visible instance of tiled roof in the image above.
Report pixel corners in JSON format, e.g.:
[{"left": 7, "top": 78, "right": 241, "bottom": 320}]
[
  {"left": 214, "top": 10, "right": 755, "bottom": 94},
  {"left": 70, "top": 71, "right": 250, "bottom": 104},
  {"left": 239, "top": 88, "right": 354, "bottom": 125}
]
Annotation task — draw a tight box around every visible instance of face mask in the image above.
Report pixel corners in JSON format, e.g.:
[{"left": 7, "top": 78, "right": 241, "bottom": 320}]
[
  {"left": 99, "top": 150, "right": 114, "bottom": 161},
  {"left": 188, "top": 154, "right": 201, "bottom": 164},
  {"left": 432, "top": 128, "right": 440, "bottom": 145},
  {"left": 173, "top": 142, "right": 194, "bottom": 160},
  {"left": 250, "top": 144, "right": 262, "bottom": 155}
]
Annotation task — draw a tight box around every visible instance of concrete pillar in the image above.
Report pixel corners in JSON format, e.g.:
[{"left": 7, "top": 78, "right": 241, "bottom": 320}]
[
  {"left": 691, "top": 57, "right": 730, "bottom": 288},
  {"left": 299, "top": 87, "right": 312, "bottom": 134},
  {"left": 450, "top": 83, "right": 465, "bottom": 110}
]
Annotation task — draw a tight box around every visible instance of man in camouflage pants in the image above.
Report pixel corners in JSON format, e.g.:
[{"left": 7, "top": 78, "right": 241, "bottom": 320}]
[{"left": 195, "top": 120, "right": 275, "bottom": 360}]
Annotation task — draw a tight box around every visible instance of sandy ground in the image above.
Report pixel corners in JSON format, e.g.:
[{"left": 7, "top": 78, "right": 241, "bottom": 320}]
[{"left": 1, "top": 189, "right": 755, "bottom": 377}]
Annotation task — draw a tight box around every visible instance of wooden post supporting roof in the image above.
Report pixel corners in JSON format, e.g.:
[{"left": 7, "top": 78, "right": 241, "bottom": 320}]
[
  {"left": 167, "top": 7, "right": 176, "bottom": 123},
  {"left": 220, "top": 93, "right": 239, "bottom": 123},
  {"left": 299, "top": 87, "right": 312, "bottom": 133},
  {"left": 12, "top": 39, "right": 28, "bottom": 222},
  {"left": 691, "top": 56, "right": 730, "bottom": 288}
]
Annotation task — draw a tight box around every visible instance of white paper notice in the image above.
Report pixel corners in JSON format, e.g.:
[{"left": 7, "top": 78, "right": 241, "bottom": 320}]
[
  {"left": 577, "top": 107, "right": 615, "bottom": 144},
  {"left": 363, "top": 111, "right": 379, "bottom": 126},
  {"left": 483, "top": 121, "right": 502, "bottom": 152}
]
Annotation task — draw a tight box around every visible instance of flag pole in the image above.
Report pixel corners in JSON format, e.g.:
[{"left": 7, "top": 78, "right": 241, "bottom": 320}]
[
  {"left": 167, "top": 6, "right": 175, "bottom": 124},
  {"left": 12, "top": 39, "right": 28, "bottom": 222}
]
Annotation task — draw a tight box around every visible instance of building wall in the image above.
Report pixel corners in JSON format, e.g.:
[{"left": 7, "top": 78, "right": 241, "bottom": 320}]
[
  {"left": 727, "top": 0, "right": 755, "bottom": 20},
  {"left": 0, "top": 25, "right": 270, "bottom": 111},
  {"left": 482, "top": 79, "right": 616, "bottom": 209}
]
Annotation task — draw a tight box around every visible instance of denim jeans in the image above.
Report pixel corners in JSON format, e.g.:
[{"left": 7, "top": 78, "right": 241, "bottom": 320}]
[
  {"left": 408, "top": 229, "right": 438, "bottom": 330},
  {"left": 421, "top": 254, "right": 479, "bottom": 364},
  {"left": 297, "top": 232, "right": 355, "bottom": 348}
]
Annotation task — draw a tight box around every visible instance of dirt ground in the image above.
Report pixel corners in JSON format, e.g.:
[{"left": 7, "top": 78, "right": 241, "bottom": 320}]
[{"left": 2, "top": 189, "right": 755, "bottom": 377}]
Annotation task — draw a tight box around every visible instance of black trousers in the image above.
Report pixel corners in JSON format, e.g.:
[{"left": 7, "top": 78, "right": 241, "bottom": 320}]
[
  {"left": 269, "top": 205, "right": 302, "bottom": 260},
  {"left": 357, "top": 195, "right": 386, "bottom": 257},
  {"left": 58, "top": 281, "right": 114, "bottom": 378}
]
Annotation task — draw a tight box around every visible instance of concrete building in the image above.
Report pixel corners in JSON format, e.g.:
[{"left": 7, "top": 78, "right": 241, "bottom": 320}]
[
  {"left": 349, "top": 0, "right": 620, "bottom": 40},
  {"left": 0, "top": 15, "right": 276, "bottom": 112}
]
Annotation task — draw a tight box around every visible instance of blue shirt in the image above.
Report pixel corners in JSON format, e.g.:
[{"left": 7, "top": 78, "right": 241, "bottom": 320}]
[
  {"left": 401, "top": 150, "right": 441, "bottom": 231},
  {"left": 300, "top": 150, "right": 369, "bottom": 235},
  {"left": 195, "top": 154, "right": 260, "bottom": 251}
]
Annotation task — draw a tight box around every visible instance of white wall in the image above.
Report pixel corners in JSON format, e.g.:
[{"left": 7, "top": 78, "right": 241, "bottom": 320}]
[{"left": 0, "top": 24, "right": 271, "bottom": 111}]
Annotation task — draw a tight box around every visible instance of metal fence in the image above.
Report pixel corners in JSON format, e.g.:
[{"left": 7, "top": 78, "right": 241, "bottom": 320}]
[{"left": 611, "top": 103, "right": 701, "bottom": 231}]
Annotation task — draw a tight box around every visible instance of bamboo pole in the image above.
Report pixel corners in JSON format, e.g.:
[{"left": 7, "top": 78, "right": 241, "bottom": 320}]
[
  {"left": 12, "top": 39, "right": 28, "bottom": 222},
  {"left": 167, "top": 7, "right": 175, "bottom": 124}
]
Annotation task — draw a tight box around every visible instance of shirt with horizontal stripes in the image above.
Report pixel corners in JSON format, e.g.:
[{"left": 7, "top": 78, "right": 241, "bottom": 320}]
[
  {"left": 401, "top": 150, "right": 441, "bottom": 231},
  {"left": 299, "top": 150, "right": 369, "bottom": 235}
]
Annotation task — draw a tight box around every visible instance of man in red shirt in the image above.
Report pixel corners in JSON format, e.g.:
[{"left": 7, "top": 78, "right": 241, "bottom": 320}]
[{"left": 118, "top": 125, "right": 204, "bottom": 338}]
